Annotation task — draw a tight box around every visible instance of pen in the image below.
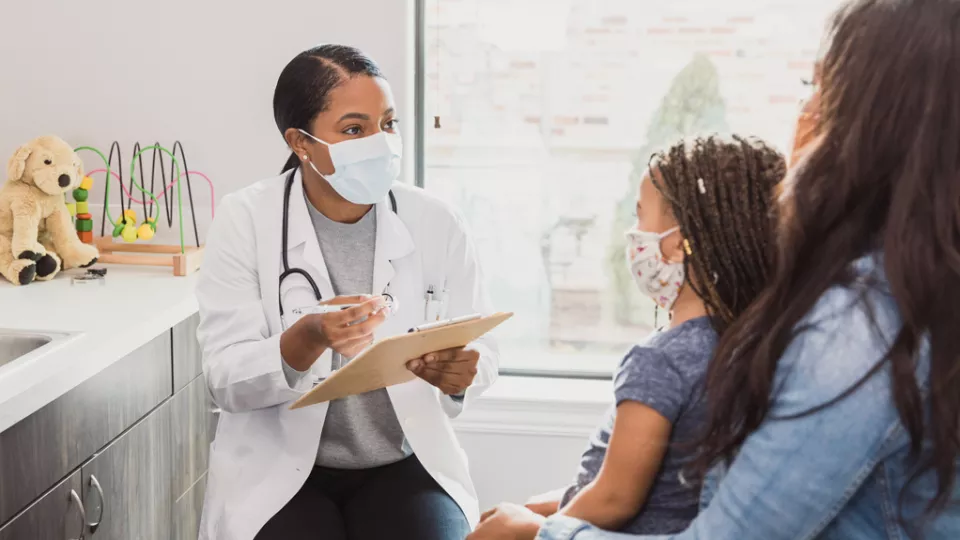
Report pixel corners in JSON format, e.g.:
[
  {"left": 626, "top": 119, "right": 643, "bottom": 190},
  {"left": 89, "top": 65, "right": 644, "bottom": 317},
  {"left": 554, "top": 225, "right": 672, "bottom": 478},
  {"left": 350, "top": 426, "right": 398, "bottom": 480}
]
[
  {"left": 408, "top": 313, "right": 482, "bottom": 333},
  {"left": 292, "top": 296, "right": 395, "bottom": 316}
]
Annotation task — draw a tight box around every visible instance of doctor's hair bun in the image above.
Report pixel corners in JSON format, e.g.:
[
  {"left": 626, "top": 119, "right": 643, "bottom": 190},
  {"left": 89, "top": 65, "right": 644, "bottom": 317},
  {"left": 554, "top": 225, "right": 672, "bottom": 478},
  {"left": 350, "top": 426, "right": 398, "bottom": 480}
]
[
  {"left": 274, "top": 45, "right": 384, "bottom": 173},
  {"left": 649, "top": 135, "right": 785, "bottom": 335}
]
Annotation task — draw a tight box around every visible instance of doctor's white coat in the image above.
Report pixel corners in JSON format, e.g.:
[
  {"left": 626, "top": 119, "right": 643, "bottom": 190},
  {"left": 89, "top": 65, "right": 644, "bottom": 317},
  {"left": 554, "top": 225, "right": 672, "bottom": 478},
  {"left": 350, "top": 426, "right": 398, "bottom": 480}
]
[{"left": 195, "top": 170, "right": 499, "bottom": 540}]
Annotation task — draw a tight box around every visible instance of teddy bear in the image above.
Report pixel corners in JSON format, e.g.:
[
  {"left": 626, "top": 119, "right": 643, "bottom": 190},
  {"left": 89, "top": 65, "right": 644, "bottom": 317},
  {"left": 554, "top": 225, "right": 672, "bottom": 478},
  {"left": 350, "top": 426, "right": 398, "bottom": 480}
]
[{"left": 0, "top": 135, "right": 99, "bottom": 285}]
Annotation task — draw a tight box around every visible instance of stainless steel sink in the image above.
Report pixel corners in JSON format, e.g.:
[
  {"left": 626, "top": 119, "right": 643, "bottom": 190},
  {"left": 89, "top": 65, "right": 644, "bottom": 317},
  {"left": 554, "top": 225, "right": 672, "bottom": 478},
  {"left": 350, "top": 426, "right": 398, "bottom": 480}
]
[{"left": 0, "top": 329, "right": 74, "bottom": 368}]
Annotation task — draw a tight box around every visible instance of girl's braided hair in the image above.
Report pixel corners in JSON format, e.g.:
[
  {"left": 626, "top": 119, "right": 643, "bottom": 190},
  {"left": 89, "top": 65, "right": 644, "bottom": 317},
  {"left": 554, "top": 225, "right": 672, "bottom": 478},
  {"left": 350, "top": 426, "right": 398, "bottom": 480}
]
[{"left": 650, "top": 135, "right": 786, "bottom": 334}]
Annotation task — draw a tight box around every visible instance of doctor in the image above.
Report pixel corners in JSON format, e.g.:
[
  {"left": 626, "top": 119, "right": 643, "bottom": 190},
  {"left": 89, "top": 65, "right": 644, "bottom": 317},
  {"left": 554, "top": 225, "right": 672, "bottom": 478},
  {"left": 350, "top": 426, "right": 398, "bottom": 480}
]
[{"left": 195, "top": 44, "right": 499, "bottom": 540}]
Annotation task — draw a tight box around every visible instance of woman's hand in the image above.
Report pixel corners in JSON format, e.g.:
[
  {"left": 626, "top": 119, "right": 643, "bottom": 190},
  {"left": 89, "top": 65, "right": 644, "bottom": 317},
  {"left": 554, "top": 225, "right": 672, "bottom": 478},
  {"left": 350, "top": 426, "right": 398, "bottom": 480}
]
[
  {"left": 406, "top": 346, "right": 480, "bottom": 395},
  {"left": 280, "top": 295, "right": 388, "bottom": 372},
  {"left": 467, "top": 503, "right": 545, "bottom": 540}
]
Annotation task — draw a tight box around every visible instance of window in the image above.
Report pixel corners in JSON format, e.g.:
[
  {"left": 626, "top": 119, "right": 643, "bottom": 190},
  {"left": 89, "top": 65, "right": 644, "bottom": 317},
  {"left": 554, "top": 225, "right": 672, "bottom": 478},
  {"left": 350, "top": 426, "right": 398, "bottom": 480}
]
[{"left": 419, "top": 0, "right": 837, "bottom": 377}]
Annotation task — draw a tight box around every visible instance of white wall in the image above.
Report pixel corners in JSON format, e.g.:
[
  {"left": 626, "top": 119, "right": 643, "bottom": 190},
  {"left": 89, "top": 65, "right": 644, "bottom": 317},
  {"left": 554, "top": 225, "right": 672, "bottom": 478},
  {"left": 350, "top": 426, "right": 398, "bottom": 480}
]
[
  {"left": 458, "top": 430, "right": 591, "bottom": 509},
  {"left": 453, "top": 380, "right": 610, "bottom": 509},
  {"left": 0, "top": 0, "right": 416, "bottom": 243}
]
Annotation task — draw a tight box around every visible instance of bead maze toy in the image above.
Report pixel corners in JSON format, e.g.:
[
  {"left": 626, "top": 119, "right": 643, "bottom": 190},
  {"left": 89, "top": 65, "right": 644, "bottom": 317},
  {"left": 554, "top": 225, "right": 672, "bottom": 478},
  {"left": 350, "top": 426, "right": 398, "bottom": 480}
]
[
  {"left": 71, "top": 141, "right": 215, "bottom": 276},
  {"left": 65, "top": 175, "right": 96, "bottom": 243}
]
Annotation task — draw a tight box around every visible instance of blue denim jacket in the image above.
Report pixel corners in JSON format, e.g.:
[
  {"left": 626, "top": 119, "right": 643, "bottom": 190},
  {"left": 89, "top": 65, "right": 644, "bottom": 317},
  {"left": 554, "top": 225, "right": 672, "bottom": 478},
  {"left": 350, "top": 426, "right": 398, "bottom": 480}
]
[{"left": 539, "top": 256, "right": 960, "bottom": 540}]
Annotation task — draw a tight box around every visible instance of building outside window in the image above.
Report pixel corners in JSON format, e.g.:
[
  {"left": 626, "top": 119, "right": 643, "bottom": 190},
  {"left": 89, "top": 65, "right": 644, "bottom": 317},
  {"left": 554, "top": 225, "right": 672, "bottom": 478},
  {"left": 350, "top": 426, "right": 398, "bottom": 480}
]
[{"left": 421, "top": 0, "right": 837, "bottom": 377}]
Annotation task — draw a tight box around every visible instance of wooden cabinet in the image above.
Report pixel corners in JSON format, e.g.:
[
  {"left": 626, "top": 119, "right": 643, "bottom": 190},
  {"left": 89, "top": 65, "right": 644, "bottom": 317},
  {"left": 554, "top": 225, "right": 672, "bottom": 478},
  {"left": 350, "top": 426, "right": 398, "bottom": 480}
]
[
  {"left": 0, "top": 471, "right": 84, "bottom": 540},
  {"left": 170, "top": 374, "right": 217, "bottom": 540},
  {"left": 173, "top": 473, "right": 207, "bottom": 540},
  {"left": 0, "top": 330, "right": 172, "bottom": 525},
  {"left": 0, "top": 314, "right": 212, "bottom": 539},
  {"left": 82, "top": 399, "right": 173, "bottom": 540},
  {"left": 173, "top": 313, "right": 202, "bottom": 393},
  {"left": 171, "top": 375, "right": 217, "bottom": 500}
]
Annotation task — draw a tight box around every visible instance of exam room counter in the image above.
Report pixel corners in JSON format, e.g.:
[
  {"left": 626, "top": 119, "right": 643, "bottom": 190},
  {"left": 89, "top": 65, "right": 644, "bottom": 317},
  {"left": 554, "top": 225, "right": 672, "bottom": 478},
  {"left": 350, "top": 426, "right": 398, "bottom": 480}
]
[{"left": 0, "top": 265, "right": 209, "bottom": 540}]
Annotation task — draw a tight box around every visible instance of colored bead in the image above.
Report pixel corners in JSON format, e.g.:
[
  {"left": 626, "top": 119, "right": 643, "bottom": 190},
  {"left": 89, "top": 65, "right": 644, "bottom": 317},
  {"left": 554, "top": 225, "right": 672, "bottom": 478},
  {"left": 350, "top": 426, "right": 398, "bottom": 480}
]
[
  {"left": 123, "top": 209, "right": 137, "bottom": 223},
  {"left": 76, "top": 219, "right": 93, "bottom": 232},
  {"left": 79, "top": 176, "right": 94, "bottom": 190},
  {"left": 77, "top": 230, "right": 93, "bottom": 244},
  {"left": 121, "top": 224, "right": 138, "bottom": 243},
  {"left": 76, "top": 201, "right": 89, "bottom": 214},
  {"left": 112, "top": 222, "right": 125, "bottom": 238},
  {"left": 76, "top": 213, "right": 92, "bottom": 220},
  {"left": 137, "top": 223, "right": 155, "bottom": 241},
  {"left": 73, "top": 189, "right": 88, "bottom": 202}
]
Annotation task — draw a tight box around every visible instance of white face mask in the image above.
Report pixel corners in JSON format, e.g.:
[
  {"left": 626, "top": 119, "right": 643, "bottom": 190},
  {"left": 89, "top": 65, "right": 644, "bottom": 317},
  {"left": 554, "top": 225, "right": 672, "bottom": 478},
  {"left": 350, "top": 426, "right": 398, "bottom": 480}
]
[
  {"left": 624, "top": 226, "right": 685, "bottom": 310},
  {"left": 299, "top": 129, "right": 402, "bottom": 205}
]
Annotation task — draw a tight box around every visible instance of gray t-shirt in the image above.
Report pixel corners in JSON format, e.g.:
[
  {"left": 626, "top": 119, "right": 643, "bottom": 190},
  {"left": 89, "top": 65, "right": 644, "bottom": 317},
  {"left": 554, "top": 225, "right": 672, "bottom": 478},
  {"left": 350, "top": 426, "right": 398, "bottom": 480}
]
[
  {"left": 291, "top": 198, "right": 412, "bottom": 469},
  {"left": 561, "top": 316, "right": 717, "bottom": 535}
]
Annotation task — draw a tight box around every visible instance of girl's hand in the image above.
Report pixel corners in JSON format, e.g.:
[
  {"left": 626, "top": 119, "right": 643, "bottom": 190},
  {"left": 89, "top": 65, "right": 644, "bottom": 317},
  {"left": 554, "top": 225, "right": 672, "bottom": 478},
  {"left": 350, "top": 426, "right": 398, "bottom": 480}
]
[
  {"left": 524, "top": 488, "right": 565, "bottom": 517},
  {"left": 406, "top": 346, "right": 480, "bottom": 395},
  {"left": 467, "top": 503, "right": 545, "bottom": 540}
]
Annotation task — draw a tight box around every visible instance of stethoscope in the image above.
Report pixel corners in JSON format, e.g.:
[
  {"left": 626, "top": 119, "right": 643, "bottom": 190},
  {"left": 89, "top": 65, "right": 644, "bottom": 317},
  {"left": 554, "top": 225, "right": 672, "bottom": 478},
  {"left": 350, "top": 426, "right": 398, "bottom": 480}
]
[{"left": 278, "top": 167, "right": 398, "bottom": 318}]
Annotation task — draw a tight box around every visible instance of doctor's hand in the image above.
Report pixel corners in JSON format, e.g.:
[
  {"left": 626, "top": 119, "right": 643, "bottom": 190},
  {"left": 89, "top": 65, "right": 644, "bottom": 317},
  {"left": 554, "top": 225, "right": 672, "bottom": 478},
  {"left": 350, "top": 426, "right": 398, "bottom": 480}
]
[
  {"left": 281, "top": 295, "right": 388, "bottom": 372},
  {"left": 467, "top": 503, "right": 545, "bottom": 540},
  {"left": 406, "top": 346, "right": 479, "bottom": 396}
]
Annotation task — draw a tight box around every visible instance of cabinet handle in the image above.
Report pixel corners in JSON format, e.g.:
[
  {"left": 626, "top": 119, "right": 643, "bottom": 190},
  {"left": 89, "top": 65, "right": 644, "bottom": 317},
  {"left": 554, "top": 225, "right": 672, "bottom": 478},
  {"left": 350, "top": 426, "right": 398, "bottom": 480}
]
[
  {"left": 87, "top": 475, "right": 106, "bottom": 533},
  {"left": 210, "top": 407, "right": 222, "bottom": 416},
  {"left": 67, "top": 489, "right": 86, "bottom": 540}
]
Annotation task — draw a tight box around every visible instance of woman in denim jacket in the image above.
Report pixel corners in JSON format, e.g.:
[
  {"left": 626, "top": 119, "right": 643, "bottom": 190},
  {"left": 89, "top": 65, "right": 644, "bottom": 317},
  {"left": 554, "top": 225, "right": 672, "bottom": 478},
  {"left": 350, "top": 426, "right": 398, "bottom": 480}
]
[{"left": 474, "top": 0, "right": 960, "bottom": 538}]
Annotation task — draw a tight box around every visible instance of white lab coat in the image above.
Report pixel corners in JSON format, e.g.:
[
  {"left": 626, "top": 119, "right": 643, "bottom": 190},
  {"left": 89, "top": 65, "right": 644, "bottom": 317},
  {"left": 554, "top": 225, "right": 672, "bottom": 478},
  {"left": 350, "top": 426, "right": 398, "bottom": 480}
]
[{"left": 195, "top": 169, "right": 499, "bottom": 540}]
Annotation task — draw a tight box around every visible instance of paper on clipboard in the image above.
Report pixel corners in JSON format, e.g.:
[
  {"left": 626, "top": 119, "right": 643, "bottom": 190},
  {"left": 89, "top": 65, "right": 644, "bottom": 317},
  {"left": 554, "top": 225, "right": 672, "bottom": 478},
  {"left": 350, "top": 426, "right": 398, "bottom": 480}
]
[{"left": 289, "top": 312, "right": 513, "bottom": 410}]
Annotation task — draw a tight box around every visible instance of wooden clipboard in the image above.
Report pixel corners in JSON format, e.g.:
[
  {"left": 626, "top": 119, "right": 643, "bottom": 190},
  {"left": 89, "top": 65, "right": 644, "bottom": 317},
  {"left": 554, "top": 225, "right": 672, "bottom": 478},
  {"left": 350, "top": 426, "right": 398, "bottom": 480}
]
[{"left": 289, "top": 312, "right": 513, "bottom": 410}]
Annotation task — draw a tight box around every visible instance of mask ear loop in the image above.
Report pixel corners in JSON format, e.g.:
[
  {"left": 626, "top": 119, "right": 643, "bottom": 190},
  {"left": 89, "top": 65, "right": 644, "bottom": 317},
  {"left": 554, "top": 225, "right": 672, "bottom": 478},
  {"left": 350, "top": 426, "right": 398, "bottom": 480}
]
[
  {"left": 659, "top": 226, "right": 681, "bottom": 240},
  {"left": 297, "top": 129, "right": 334, "bottom": 178},
  {"left": 298, "top": 128, "right": 330, "bottom": 147},
  {"left": 652, "top": 227, "right": 683, "bottom": 329}
]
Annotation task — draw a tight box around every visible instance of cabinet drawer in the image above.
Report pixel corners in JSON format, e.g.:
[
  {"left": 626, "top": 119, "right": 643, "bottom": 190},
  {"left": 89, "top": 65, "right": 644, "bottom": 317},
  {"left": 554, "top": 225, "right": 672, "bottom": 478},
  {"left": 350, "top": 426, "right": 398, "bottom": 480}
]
[
  {"left": 173, "top": 313, "right": 201, "bottom": 393},
  {"left": 0, "top": 470, "right": 83, "bottom": 540},
  {"left": 0, "top": 330, "right": 172, "bottom": 525}
]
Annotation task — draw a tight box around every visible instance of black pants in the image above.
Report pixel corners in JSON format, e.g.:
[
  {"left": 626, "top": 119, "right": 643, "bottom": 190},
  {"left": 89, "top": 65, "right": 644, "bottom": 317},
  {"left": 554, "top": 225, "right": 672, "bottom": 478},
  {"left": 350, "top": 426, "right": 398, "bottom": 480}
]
[{"left": 255, "top": 455, "right": 470, "bottom": 540}]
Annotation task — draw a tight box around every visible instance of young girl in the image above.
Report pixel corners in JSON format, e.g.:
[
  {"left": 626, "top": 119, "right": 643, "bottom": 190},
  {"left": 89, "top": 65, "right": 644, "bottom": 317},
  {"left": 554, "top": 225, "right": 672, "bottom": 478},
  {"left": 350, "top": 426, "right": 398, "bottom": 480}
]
[{"left": 469, "top": 135, "right": 785, "bottom": 539}]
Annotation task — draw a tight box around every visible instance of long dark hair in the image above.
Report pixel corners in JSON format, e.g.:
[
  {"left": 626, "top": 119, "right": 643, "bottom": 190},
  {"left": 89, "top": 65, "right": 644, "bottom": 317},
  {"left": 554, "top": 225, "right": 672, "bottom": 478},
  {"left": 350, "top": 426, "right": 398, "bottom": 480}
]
[
  {"left": 273, "top": 44, "right": 384, "bottom": 173},
  {"left": 650, "top": 136, "right": 784, "bottom": 335},
  {"left": 695, "top": 0, "right": 960, "bottom": 526}
]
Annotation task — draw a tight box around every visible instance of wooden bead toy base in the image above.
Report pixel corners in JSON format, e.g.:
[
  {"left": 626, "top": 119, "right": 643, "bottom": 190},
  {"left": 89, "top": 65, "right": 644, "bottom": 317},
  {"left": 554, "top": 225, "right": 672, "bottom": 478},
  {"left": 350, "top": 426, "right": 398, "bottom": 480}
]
[{"left": 94, "top": 237, "right": 204, "bottom": 276}]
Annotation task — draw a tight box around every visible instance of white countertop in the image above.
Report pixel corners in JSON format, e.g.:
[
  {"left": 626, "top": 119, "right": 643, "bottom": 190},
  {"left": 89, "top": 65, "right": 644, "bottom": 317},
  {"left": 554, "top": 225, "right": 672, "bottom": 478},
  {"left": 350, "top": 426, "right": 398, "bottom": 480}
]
[{"left": 0, "top": 265, "right": 199, "bottom": 432}]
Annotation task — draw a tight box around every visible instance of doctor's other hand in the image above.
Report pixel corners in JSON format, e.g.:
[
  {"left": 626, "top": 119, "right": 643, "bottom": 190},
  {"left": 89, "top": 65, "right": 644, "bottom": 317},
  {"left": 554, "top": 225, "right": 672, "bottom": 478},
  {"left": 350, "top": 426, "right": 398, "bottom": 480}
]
[
  {"left": 467, "top": 503, "right": 545, "bottom": 540},
  {"left": 406, "top": 346, "right": 479, "bottom": 396},
  {"left": 280, "top": 295, "right": 387, "bottom": 372}
]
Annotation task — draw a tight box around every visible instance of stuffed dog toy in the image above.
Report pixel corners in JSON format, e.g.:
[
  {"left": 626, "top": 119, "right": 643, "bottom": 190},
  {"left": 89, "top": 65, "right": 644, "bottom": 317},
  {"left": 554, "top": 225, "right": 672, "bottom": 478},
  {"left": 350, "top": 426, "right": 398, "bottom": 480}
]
[{"left": 0, "top": 136, "right": 98, "bottom": 285}]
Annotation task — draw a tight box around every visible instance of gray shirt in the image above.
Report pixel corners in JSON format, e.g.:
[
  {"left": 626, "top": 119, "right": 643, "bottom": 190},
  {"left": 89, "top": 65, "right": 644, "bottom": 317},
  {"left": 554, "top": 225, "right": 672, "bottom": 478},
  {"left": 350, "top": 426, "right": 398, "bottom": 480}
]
[
  {"left": 561, "top": 316, "right": 717, "bottom": 535},
  {"left": 283, "top": 197, "right": 411, "bottom": 469}
]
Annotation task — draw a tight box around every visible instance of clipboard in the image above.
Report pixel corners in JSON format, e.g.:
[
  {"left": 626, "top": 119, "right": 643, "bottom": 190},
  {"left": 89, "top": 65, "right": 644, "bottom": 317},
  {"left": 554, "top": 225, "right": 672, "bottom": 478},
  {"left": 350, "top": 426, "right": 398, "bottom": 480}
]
[{"left": 289, "top": 312, "right": 513, "bottom": 410}]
